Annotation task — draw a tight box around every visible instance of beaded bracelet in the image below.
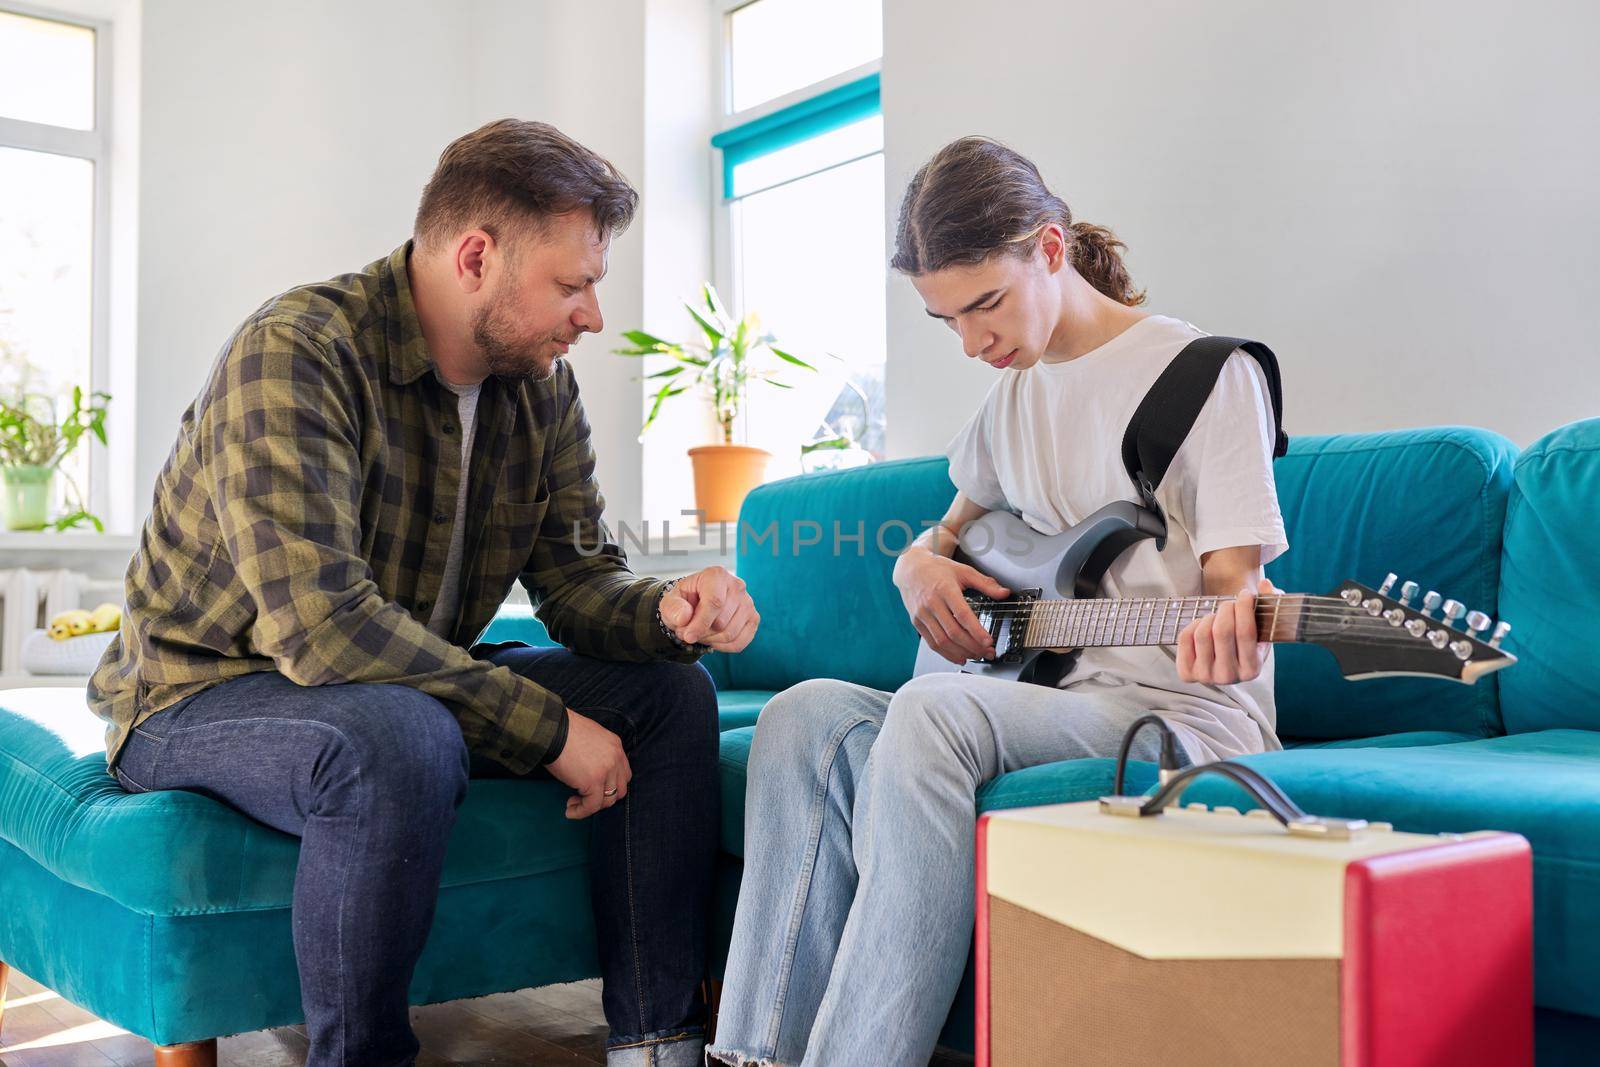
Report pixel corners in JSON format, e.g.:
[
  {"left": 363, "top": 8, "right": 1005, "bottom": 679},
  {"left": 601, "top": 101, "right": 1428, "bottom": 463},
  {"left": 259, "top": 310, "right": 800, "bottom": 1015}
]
[{"left": 656, "top": 578, "right": 712, "bottom": 654}]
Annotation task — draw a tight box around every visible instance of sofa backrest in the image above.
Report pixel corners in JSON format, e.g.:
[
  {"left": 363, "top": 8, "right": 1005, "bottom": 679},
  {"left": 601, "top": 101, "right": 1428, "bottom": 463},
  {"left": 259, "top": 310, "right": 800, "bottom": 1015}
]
[
  {"left": 1264, "top": 427, "right": 1517, "bottom": 740},
  {"left": 1497, "top": 418, "right": 1600, "bottom": 735},
  {"left": 725, "top": 427, "right": 1519, "bottom": 742},
  {"left": 719, "top": 456, "right": 955, "bottom": 692}
]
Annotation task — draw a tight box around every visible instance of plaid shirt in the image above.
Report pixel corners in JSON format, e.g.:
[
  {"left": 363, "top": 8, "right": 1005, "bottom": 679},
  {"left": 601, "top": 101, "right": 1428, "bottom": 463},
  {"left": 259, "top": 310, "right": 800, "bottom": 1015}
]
[{"left": 90, "top": 242, "right": 699, "bottom": 774}]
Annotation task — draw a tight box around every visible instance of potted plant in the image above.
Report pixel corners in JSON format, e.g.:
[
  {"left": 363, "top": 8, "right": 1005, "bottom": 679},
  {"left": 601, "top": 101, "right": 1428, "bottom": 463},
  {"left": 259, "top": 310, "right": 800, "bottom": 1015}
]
[
  {"left": 0, "top": 386, "right": 111, "bottom": 531},
  {"left": 615, "top": 284, "right": 817, "bottom": 522}
]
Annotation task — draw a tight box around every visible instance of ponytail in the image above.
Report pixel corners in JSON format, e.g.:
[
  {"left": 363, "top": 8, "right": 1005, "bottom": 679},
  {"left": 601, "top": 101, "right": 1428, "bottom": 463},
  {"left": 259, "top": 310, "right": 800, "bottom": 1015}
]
[
  {"left": 892, "top": 136, "right": 1145, "bottom": 307},
  {"left": 1066, "top": 221, "right": 1145, "bottom": 307}
]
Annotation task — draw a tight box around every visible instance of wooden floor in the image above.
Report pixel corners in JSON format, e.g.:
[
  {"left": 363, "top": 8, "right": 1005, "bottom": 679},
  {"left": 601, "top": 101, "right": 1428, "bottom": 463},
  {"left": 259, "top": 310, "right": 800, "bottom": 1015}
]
[{"left": 0, "top": 969, "right": 975, "bottom": 1066}]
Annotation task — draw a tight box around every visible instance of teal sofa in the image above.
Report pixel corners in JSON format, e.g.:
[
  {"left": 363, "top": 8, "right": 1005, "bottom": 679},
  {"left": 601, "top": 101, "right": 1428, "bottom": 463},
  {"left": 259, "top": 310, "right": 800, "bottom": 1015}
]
[
  {"left": 699, "top": 420, "right": 1600, "bottom": 1063},
  {"left": 0, "top": 420, "right": 1595, "bottom": 1062}
]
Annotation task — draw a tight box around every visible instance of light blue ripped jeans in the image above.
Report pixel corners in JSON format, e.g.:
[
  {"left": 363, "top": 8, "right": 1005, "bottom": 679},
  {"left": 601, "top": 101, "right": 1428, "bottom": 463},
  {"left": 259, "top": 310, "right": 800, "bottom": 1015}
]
[{"left": 706, "top": 672, "right": 1187, "bottom": 1067}]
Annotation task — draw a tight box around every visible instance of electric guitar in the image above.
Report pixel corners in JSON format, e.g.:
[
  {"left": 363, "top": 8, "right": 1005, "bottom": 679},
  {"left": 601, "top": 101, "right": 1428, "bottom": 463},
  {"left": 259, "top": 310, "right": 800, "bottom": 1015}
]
[{"left": 911, "top": 504, "right": 1516, "bottom": 686}]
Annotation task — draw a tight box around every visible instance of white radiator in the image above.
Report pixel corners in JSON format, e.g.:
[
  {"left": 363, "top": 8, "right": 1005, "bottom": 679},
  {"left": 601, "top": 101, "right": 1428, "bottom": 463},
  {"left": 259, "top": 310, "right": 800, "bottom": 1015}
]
[{"left": 0, "top": 568, "right": 123, "bottom": 676}]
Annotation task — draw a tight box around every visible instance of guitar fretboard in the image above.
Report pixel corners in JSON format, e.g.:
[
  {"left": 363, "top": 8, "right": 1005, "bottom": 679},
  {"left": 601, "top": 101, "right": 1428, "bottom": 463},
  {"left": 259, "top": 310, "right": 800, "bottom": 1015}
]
[{"left": 972, "top": 594, "right": 1308, "bottom": 650}]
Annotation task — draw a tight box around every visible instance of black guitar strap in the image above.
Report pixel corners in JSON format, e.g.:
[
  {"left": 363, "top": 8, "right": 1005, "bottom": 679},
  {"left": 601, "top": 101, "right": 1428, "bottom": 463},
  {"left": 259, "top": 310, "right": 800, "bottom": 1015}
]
[{"left": 1119, "top": 335, "right": 1289, "bottom": 543}]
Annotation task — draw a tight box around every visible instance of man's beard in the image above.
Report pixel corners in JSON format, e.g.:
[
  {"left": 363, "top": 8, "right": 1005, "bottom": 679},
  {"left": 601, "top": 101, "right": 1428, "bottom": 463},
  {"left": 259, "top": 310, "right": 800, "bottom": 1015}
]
[{"left": 472, "top": 295, "right": 566, "bottom": 382}]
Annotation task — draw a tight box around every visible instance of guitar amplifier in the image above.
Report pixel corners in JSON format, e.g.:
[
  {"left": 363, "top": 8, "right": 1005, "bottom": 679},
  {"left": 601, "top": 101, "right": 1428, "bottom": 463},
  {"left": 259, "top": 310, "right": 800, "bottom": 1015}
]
[{"left": 976, "top": 785, "right": 1532, "bottom": 1066}]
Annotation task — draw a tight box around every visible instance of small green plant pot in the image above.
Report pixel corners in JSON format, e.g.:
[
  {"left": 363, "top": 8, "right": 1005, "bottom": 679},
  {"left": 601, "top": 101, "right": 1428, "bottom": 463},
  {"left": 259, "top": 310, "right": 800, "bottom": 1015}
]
[{"left": 2, "top": 465, "right": 54, "bottom": 531}]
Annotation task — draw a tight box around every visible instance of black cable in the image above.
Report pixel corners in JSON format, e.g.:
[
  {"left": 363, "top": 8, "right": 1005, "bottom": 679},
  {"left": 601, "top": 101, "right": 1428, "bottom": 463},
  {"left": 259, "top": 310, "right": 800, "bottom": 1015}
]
[
  {"left": 1112, "top": 714, "right": 1183, "bottom": 796},
  {"left": 1135, "top": 760, "right": 1312, "bottom": 826}
]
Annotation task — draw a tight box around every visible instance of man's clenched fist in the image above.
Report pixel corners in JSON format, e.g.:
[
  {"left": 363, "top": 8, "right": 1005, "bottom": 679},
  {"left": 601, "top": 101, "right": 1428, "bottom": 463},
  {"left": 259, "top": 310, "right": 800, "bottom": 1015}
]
[{"left": 658, "top": 565, "right": 759, "bottom": 652}]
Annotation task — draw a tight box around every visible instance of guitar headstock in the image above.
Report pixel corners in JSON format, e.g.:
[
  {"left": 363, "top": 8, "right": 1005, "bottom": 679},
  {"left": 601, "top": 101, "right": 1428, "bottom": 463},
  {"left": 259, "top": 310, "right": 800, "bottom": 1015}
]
[{"left": 1299, "top": 574, "right": 1517, "bottom": 684}]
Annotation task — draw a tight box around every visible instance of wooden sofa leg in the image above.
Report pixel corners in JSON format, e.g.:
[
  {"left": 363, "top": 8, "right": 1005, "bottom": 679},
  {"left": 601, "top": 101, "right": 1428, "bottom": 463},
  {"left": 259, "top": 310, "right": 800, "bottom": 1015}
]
[
  {"left": 153, "top": 1039, "right": 218, "bottom": 1066},
  {"left": 0, "top": 957, "right": 9, "bottom": 1037}
]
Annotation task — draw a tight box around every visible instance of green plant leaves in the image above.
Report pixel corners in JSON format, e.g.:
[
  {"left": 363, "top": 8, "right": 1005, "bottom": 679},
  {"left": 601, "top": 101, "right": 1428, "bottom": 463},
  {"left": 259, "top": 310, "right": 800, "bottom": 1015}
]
[
  {"left": 50, "top": 509, "right": 104, "bottom": 533},
  {"left": 684, "top": 302, "right": 725, "bottom": 345},
  {"left": 768, "top": 347, "right": 817, "bottom": 371},
  {"left": 642, "top": 381, "right": 691, "bottom": 432},
  {"left": 0, "top": 387, "right": 111, "bottom": 469},
  {"left": 617, "top": 284, "right": 822, "bottom": 438},
  {"left": 621, "top": 329, "right": 670, "bottom": 349},
  {"left": 703, "top": 283, "right": 730, "bottom": 320}
]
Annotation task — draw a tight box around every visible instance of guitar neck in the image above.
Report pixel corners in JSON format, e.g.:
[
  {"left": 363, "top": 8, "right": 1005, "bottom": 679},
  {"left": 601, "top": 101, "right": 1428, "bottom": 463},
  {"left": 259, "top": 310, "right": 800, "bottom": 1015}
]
[{"left": 988, "top": 593, "right": 1309, "bottom": 650}]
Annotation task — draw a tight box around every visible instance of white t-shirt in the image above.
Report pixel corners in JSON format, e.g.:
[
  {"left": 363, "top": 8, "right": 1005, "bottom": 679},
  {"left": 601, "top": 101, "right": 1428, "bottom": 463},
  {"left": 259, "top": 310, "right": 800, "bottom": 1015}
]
[
  {"left": 427, "top": 378, "right": 483, "bottom": 638},
  {"left": 945, "top": 314, "right": 1289, "bottom": 762}
]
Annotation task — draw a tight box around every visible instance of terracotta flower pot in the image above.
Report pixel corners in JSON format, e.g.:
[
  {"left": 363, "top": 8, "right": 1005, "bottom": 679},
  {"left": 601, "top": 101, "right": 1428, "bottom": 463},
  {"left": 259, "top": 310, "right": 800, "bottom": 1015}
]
[{"left": 687, "top": 444, "right": 771, "bottom": 523}]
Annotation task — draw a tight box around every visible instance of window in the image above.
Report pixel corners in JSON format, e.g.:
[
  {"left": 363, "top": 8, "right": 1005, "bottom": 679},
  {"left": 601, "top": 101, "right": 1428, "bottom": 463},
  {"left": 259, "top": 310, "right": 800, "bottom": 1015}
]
[
  {"left": 0, "top": 5, "right": 111, "bottom": 526},
  {"left": 725, "top": 0, "right": 882, "bottom": 114},
  {"left": 713, "top": 0, "right": 885, "bottom": 480}
]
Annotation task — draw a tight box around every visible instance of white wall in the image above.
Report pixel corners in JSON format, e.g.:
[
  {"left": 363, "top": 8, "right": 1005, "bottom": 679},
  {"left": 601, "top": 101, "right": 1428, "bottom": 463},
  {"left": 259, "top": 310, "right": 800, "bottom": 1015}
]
[
  {"left": 134, "top": 0, "right": 698, "bottom": 533},
  {"left": 136, "top": 0, "right": 475, "bottom": 512},
  {"left": 134, "top": 0, "right": 1592, "bottom": 537},
  {"left": 470, "top": 0, "right": 650, "bottom": 532},
  {"left": 883, "top": 0, "right": 1600, "bottom": 456}
]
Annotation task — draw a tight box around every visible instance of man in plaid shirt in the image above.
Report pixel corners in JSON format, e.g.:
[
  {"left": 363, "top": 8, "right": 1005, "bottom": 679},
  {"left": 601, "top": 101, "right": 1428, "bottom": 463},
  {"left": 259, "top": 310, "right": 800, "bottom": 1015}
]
[{"left": 90, "top": 120, "right": 758, "bottom": 1067}]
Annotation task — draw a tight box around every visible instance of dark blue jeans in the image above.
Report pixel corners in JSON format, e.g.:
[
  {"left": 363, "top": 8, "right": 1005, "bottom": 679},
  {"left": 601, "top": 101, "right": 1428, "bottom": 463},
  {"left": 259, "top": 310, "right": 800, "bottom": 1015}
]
[{"left": 114, "top": 645, "right": 721, "bottom": 1067}]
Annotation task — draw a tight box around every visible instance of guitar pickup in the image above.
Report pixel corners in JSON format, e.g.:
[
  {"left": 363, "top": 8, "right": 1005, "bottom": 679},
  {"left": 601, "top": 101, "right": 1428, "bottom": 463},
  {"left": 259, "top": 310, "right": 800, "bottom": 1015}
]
[{"left": 973, "top": 588, "right": 1041, "bottom": 665}]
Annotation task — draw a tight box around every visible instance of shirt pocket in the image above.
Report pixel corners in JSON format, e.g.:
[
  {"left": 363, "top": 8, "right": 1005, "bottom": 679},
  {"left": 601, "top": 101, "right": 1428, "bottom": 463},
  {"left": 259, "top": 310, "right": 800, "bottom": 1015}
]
[{"left": 473, "top": 492, "right": 551, "bottom": 605}]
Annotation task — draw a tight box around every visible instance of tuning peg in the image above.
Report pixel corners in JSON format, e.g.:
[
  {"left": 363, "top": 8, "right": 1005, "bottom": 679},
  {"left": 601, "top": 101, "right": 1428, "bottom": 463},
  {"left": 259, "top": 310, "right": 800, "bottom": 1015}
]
[
  {"left": 1379, "top": 573, "right": 1398, "bottom": 596},
  {"left": 1449, "top": 639, "right": 1474, "bottom": 660},
  {"left": 1466, "top": 610, "right": 1491, "bottom": 633},
  {"left": 1442, "top": 600, "right": 1466, "bottom": 627},
  {"left": 1489, "top": 621, "right": 1511, "bottom": 649},
  {"left": 1421, "top": 591, "right": 1442, "bottom": 617},
  {"left": 1399, "top": 581, "right": 1420, "bottom": 606}
]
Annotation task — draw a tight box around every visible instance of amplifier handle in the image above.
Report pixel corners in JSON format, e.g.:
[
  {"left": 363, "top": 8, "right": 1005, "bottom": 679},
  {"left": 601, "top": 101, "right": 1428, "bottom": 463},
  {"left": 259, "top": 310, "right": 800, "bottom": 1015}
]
[{"left": 1099, "top": 760, "right": 1369, "bottom": 840}]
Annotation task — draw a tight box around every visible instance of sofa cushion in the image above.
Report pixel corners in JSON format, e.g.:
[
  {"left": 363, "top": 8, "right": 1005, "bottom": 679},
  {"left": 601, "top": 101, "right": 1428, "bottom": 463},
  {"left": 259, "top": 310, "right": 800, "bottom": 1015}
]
[
  {"left": 715, "top": 725, "right": 1472, "bottom": 860},
  {"left": 1264, "top": 427, "right": 1517, "bottom": 740},
  {"left": 0, "top": 688, "right": 590, "bottom": 916},
  {"left": 1282, "top": 730, "right": 1479, "bottom": 749},
  {"left": 719, "top": 429, "right": 1516, "bottom": 740},
  {"left": 718, "top": 727, "right": 756, "bottom": 857},
  {"left": 476, "top": 602, "right": 554, "bottom": 647},
  {"left": 0, "top": 832, "right": 600, "bottom": 1047},
  {"left": 1498, "top": 418, "right": 1600, "bottom": 734},
  {"left": 721, "top": 456, "right": 956, "bottom": 693},
  {"left": 714, "top": 690, "right": 775, "bottom": 732},
  {"left": 1180, "top": 730, "right": 1600, "bottom": 1018}
]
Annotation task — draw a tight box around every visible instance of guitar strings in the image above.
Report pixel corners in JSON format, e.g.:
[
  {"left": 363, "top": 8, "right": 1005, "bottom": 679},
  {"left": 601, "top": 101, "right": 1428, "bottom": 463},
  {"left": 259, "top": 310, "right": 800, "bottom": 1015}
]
[
  {"left": 965, "top": 608, "right": 1474, "bottom": 631},
  {"left": 962, "top": 596, "right": 1476, "bottom": 624},
  {"left": 960, "top": 594, "right": 1398, "bottom": 615},
  {"left": 965, "top": 606, "right": 1469, "bottom": 629},
  {"left": 946, "top": 599, "right": 1495, "bottom": 647},
  {"left": 985, "top": 607, "right": 1484, "bottom": 633}
]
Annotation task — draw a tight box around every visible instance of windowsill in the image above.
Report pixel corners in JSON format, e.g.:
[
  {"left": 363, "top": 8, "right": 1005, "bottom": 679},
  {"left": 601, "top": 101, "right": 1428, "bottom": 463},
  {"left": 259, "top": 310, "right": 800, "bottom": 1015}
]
[
  {"left": 632, "top": 521, "right": 740, "bottom": 561},
  {"left": 0, "top": 673, "right": 92, "bottom": 691},
  {"left": 0, "top": 532, "right": 137, "bottom": 552},
  {"left": 0, "top": 531, "right": 137, "bottom": 582}
]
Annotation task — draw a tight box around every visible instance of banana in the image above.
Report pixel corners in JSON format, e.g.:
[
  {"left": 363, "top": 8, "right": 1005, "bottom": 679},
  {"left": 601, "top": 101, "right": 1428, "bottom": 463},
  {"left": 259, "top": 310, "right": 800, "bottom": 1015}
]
[
  {"left": 48, "top": 608, "right": 95, "bottom": 640},
  {"left": 89, "top": 602, "right": 122, "bottom": 633}
]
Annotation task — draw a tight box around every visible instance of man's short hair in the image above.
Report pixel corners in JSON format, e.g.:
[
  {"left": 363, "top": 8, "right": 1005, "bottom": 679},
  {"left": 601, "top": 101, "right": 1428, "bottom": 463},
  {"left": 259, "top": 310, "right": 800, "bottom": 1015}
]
[{"left": 414, "top": 119, "right": 638, "bottom": 252}]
